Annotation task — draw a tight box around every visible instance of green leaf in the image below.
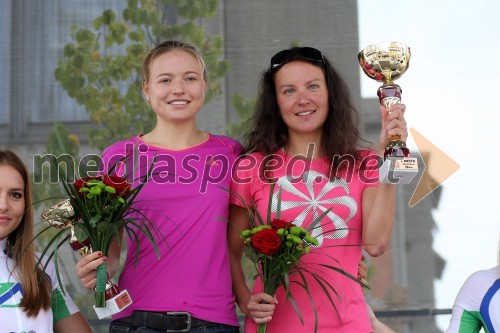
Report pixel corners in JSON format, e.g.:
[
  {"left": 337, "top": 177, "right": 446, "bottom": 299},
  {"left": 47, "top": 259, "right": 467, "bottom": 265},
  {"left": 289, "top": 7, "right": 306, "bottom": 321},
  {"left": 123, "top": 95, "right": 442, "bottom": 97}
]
[
  {"left": 63, "top": 43, "right": 76, "bottom": 57},
  {"left": 54, "top": 0, "right": 228, "bottom": 150},
  {"left": 93, "top": 17, "right": 103, "bottom": 30},
  {"left": 97, "top": 221, "right": 107, "bottom": 233},
  {"left": 89, "top": 215, "right": 100, "bottom": 227},
  {"left": 72, "top": 54, "right": 84, "bottom": 69},
  {"left": 89, "top": 186, "right": 102, "bottom": 195},
  {"left": 74, "top": 224, "right": 90, "bottom": 241},
  {"left": 75, "top": 29, "right": 95, "bottom": 43},
  {"left": 102, "top": 9, "right": 116, "bottom": 25},
  {"left": 104, "top": 186, "right": 116, "bottom": 194}
]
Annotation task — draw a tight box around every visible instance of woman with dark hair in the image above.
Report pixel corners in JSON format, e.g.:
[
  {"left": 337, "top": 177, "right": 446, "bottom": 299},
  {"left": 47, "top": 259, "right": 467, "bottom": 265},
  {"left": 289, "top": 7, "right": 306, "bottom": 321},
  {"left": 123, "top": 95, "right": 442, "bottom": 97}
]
[
  {"left": 228, "top": 47, "right": 407, "bottom": 332},
  {"left": 245, "top": 48, "right": 361, "bottom": 170},
  {"left": 0, "top": 149, "right": 91, "bottom": 333}
]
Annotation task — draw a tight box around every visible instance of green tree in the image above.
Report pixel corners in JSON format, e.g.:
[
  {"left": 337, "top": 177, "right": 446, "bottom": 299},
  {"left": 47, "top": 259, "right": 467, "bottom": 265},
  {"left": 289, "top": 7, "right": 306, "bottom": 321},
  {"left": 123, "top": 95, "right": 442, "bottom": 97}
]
[
  {"left": 226, "top": 94, "right": 255, "bottom": 141},
  {"left": 54, "top": 0, "right": 228, "bottom": 151}
]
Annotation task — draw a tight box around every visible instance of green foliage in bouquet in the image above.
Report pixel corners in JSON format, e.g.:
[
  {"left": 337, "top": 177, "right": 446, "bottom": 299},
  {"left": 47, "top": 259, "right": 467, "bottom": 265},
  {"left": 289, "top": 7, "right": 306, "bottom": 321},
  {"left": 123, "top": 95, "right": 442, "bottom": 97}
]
[{"left": 34, "top": 134, "right": 164, "bottom": 308}]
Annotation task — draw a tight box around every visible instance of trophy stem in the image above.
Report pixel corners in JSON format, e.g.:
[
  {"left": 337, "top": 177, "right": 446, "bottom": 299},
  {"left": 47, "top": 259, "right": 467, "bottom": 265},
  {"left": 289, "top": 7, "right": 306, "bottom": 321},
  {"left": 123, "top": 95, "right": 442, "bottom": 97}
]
[
  {"left": 377, "top": 84, "right": 410, "bottom": 159},
  {"left": 377, "top": 84, "right": 402, "bottom": 109}
]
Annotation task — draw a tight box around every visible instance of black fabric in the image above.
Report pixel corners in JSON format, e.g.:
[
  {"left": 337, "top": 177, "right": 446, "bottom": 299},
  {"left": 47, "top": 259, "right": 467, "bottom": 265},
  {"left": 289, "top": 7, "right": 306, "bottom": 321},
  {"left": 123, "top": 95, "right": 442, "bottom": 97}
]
[{"left": 116, "top": 311, "right": 217, "bottom": 331}]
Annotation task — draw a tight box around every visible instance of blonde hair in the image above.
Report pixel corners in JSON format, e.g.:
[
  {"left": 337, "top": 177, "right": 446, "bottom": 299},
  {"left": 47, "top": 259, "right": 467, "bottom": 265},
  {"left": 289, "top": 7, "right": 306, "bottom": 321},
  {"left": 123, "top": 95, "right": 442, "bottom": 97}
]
[
  {"left": 1, "top": 150, "right": 51, "bottom": 316},
  {"left": 142, "top": 40, "right": 208, "bottom": 84}
]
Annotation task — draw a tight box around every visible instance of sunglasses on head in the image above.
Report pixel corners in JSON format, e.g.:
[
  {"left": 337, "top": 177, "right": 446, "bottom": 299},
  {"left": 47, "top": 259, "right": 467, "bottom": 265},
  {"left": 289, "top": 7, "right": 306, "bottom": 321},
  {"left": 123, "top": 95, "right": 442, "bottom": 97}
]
[{"left": 269, "top": 47, "right": 325, "bottom": 72}]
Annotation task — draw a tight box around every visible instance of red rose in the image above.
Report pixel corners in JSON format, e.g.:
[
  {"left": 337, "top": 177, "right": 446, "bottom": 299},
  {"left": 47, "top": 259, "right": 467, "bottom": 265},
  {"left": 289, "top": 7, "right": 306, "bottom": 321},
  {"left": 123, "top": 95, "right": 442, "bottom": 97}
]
[
  {"left": 103, "top": 175, "right": 131, "bottom": 197},
  {"left": 73, "top": 176, "right": 100, "bottom": 197},
  {"left": 73, "top": 176, "right": 99, "bottom": 190},
  {"left": 271, "top": 218, "right": 293, "bottom": 230},
  {"left": 251, "top": 229, "right": 282, "bottom": 256}
]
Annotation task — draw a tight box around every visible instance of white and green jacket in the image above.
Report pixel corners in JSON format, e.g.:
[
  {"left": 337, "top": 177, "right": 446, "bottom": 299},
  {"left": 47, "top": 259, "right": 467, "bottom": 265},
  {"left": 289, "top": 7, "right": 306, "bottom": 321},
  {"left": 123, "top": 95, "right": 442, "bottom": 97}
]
[
  {"left": 447, "top": 267, "right": 500, "bottom": 333},
  {"left": 0, "top": 238, "right": 79, "bottom": 333}
]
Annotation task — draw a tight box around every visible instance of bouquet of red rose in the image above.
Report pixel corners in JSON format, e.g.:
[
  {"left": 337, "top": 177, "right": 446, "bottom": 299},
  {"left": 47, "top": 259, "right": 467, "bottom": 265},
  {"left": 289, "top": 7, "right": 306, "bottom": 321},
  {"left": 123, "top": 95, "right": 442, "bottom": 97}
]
[
  {"left": 38, "top": 154, "right": 162, "bottom": 318},
  {"left": 240, "top": 220, "right": 319, "bottom": 306},
  {"left": 232, "top": 184, "right": 361, "bottom": 333}
]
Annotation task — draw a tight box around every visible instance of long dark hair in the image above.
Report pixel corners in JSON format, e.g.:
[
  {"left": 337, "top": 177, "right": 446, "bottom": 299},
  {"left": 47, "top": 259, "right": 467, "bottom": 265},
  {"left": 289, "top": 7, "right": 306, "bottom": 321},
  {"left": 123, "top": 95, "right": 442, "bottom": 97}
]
[
  {"left": 243, "top": 47, "right": 361, "bottom": 178},
  {"left": 0, "top": 150, "right": 51, "bottom": 316}
]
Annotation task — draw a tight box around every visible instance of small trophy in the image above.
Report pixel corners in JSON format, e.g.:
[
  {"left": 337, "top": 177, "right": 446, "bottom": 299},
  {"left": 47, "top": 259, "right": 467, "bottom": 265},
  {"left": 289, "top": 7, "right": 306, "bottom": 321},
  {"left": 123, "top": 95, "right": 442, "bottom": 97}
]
[
  {"left": 42, "top": 200, "right": 132, "bottom": 319},
  {"left": 358, "top": 41, "right": 418, "bottom": 184}
]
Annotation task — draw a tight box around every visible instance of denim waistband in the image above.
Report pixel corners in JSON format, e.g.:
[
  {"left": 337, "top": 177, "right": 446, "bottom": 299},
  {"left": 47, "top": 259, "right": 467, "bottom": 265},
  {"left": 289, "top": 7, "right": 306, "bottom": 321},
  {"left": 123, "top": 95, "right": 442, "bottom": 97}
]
[{"left": 115, "top": 310, "right": 218, "bottom": 332}]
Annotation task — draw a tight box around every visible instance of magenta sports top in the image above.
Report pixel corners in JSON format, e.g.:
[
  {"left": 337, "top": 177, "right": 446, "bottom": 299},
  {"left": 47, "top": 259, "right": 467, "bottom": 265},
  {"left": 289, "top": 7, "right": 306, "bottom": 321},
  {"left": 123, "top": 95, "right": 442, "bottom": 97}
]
[
  {"left": 231, "top": 150, "right": 379, "bottom": 332},
  {"left": 102, "top": 134, "right": 241, "bottom": 326}
]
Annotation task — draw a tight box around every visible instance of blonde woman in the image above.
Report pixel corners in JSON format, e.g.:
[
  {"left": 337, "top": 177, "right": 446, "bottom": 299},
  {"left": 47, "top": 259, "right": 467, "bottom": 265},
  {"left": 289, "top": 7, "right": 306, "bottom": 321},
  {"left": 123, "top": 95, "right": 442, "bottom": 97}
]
[{"left": 75, "top": 41, "right": 241, "bottom": 333}]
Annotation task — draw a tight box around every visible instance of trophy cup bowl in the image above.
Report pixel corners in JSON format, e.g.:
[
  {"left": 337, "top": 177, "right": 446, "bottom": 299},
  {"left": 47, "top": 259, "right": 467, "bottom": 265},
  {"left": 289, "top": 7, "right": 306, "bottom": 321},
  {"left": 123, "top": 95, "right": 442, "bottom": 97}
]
[
  {"left": 358, "top": 41, "right": 411, "bottom": 159},
  {"left": 41, "top": 199, "right": 75, "bottom": 228},
  {"left": 358, "top": 42, "right": 418, "bottom": 184},
  {"left": 358, "top": 41, "right": 410, "bottom": 85}
]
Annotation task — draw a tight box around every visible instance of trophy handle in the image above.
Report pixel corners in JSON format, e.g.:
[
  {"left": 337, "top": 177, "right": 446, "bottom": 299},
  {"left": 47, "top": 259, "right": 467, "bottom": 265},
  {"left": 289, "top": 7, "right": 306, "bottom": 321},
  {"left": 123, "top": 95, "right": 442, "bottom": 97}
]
[{"left": 377, "top": 84, "right": 410, "bottom": 159}]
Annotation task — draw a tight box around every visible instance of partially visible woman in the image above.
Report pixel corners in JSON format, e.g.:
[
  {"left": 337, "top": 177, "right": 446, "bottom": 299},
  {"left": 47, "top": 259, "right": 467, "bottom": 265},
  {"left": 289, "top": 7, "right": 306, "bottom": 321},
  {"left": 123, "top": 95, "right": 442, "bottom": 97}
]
[
  {"left": 360, "top": 259, "right": 397, "bottom": 333},
  {"left": 367, "top": 304, "right": 397, "bottom": 333},
  {"left": 0, "top": 149, "right": 92, "bottom": 333},
  {"left": 446, "top": 246, "right": 500, "bottom": 332}
]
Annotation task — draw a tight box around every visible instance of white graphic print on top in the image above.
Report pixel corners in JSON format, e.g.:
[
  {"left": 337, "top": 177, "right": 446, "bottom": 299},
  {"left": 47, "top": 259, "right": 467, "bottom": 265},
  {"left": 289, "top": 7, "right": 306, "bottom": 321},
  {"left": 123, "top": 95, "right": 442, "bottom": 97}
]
[{"left": 271, "top": 170, "right": 357, "bottom": 246}]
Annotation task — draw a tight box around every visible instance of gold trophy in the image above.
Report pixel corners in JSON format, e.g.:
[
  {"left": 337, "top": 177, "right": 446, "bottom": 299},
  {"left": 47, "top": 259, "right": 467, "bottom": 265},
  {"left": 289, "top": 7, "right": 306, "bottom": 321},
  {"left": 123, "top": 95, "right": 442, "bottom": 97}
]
[{"left": 358, "top": 42, "right": 418, "bottom": 183}]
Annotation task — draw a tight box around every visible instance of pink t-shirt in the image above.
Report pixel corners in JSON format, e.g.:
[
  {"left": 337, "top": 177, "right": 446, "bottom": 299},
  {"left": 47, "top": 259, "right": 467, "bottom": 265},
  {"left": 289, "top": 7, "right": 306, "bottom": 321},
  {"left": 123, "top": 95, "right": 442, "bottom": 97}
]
[
  {"left": 230, "top": 150, "right": 379, "bottom": 333},
  {"left": 102, "top": 134, "right": 241, "bottom": 326}
]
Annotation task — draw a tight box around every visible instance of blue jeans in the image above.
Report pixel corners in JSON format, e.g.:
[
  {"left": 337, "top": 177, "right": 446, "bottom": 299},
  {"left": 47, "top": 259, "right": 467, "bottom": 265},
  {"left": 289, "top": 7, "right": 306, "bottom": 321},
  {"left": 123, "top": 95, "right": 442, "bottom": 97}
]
[{"left": 109, "top": 318, "right": 240, "bottom": 333}]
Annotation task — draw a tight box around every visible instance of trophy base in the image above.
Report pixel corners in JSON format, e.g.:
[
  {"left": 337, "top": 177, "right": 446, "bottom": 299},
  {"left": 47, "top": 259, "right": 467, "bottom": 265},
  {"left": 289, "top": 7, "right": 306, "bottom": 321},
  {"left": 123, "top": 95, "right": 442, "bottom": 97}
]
[
  {"left": 384, "top": 136, "right": 410, "bottom": 160},
  {"left": 379, "top": 157, "right": 418, "bottom": 184},
  {"left": 93, "top": 289, "right": 133, "bottom": 319},
  {"left": 385, "top": 147, "right": 411, "bottom": 160}
]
